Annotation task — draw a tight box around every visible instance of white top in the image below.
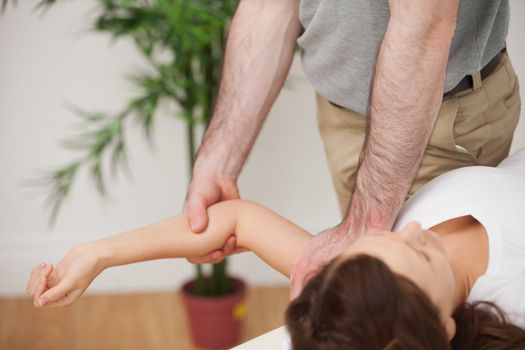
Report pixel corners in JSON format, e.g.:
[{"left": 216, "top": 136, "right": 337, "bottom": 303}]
[
  {"left": 394, "top": 148, "right": 525, "bottom": 328},
  {"left": 235, "top": 149, "right": 525, "bottom": 349}
]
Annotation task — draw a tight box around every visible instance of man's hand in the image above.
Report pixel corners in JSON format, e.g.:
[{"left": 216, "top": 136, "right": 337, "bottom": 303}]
[
  {"left": 289, "top": 0, "right": 459, "bottom": 301},
  {"left": 184, "top": 172, "right": 247, "bottom": 264},
  {"left": 290, "top": 224, "right": 356, "bottom": 300},
  {"left": 178, "top": 0, "right": 300, "bottom": 264}
]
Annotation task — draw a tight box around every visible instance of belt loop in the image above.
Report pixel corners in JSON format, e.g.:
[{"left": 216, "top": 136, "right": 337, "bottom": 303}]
[{"left": 472, "top": 71, "right": 482, "bottom": 91}]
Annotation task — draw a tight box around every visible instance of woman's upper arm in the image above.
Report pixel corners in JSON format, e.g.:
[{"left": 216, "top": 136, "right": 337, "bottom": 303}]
[{"left": 235, "top": 200, "right": 312, "bottom": 277}]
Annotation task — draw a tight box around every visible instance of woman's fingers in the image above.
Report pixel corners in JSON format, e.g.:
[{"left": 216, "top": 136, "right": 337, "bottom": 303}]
[
  {"left": 46, "top": 268, "right": 61, "bottom": 288},
  {"left": 33, "top": 275, "right": 48, "bottom": 307},
  {"left": 26, "top": 263, "right": 44, "bottom": 296},
  {"left": 39, "top": 278, "right": 76, "bottom": 308},
  {"left": 30, "top": 264, "right": 53, "bottom": 307},
  {"left": 40, "top": 290, "right": 79, "bottom": 308},
  {"left": 26, "top": 263, "right": 51, "bottom": 298}
]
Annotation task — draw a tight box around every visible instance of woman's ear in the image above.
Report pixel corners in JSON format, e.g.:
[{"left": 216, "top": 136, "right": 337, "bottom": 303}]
[{"left": 444, "top": 316, "right": 456, "bottom": 341}]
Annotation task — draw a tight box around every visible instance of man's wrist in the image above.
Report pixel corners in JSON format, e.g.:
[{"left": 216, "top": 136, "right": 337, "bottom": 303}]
[
  {"left": 330, "top": 220, "right": 358, "bottom": 245},
  {"left": 339, "top": 218, "right": 389, "bottom": 241},
  {"left": 193, "top": 149, "right": 240, "bottom": 182},
  {"left": 342, "top": 185, "right": 397, "bottom": 238}
]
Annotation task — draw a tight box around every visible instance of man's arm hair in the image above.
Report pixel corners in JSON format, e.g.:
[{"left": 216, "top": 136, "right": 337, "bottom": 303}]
[
  {"left": 343, "top": 0, "right": 460, "bottom": 235},
  {"left": 195, "top": 0, "right": 301, "bottom": 180}
]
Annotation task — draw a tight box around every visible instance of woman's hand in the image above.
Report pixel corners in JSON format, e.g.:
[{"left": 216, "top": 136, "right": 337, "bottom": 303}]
[{"left": 26, "top": 243, "right": 105, "bottom": 308}]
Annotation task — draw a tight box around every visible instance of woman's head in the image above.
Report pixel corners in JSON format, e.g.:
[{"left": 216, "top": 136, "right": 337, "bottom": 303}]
[
  {"left": 285, "top": 221, "right": 525, "bottom": 349},
  {"left": 341, "top": 221, "right": 457, "bottom": 334},
  {"left": 285, "top": 253, "right": 451, "bottom": 349}
]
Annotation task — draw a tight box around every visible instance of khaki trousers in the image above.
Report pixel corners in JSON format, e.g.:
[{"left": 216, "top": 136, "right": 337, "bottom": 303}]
[{"left": 317, "top": 51, "right": 522, "bottom": 217}]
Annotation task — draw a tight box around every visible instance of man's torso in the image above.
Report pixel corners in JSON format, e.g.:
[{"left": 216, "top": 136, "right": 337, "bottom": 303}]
[{"left": 297, "top": 0, "right": 510, "bottom": 115}]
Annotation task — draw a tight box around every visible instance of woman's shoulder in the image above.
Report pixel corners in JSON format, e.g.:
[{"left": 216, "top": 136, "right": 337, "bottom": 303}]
[{"left": 395, "top": 150, "right": 525, "bottom": 230}]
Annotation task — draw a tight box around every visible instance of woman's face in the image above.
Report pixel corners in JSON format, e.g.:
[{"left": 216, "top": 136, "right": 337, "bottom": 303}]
[{"left": 341, "top": 221, "right": 456, "bottom": 336}]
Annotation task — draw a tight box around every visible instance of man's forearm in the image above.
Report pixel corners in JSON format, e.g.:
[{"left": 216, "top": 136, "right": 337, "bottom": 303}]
[
  {"left": 196, "top": 0, "right": 301, "bottom": 179},
  {"left": 343, "top": 0, "right": 459, "bottom": 236}
]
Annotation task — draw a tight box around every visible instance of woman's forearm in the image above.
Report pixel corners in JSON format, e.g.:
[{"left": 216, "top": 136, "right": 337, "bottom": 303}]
[
  {"left": 93, "top": 201, "right": 240, "bottom": 268},
  {"left": 91, "top": 200, "right": 311, "bottom": 277}
]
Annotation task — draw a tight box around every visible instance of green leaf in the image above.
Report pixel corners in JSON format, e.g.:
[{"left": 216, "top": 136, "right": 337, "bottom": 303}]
[
  {"left": 27, "top": 0, "right": 241, "bottom": 285},
  {"left": 91, "top": 159, "right": 106, "bottom": 196}
]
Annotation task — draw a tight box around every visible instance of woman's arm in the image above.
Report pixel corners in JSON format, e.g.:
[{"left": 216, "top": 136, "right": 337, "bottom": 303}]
[
  {"left": 26, "top": 200, "right": 312, "bottom": 308},
  {"left": 98, "top": 199, "right": 311, "bottom": 277}
]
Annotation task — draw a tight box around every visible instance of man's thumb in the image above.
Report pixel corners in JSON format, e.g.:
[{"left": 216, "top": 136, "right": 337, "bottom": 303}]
[
  {"left": 290, "top": 279, "right": 303, "bottom": 301},
  {"left": 289, "top": 266, "right": 304, "bottom": 301},
  {"left": 186, "top": 199, "right": 209, "bottom": 233}
]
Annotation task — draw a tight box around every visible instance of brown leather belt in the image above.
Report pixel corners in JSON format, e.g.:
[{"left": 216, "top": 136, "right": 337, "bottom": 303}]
[{"left": 443, "top": 47, "right": 505, "bottom": 97}]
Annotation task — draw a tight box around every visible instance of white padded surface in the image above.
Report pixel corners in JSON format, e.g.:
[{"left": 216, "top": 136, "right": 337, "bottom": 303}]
[{"left": 231, "top": 326, "right": 290, "bottom": 350}]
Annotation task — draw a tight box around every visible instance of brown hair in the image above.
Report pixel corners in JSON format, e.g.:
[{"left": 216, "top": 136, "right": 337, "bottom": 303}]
[{"left": 285, "top": 254, "right": 525, "bottom": 350}]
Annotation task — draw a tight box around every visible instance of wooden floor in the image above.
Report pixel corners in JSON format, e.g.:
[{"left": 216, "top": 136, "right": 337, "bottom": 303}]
[{"left": 0, "top": 287, "right": 290, "bottom": 350}]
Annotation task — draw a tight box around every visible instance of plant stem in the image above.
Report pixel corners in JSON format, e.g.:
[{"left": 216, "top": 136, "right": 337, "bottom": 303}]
[
  {"left": 187, "top": 122, "right": 196, "bottom": 168},
  {"left": 195, "top": 264, "right": 205, "bottom": 295}
]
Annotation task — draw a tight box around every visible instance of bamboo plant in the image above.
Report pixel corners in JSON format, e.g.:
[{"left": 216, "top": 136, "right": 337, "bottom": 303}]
[{"left": 5, "top": 0, "right": 239, "bottom": 296}]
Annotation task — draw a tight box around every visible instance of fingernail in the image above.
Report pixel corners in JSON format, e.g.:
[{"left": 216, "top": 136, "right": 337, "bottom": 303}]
[
  {"left": 39, "top": 263, "right": 47, "bottom": 269},
  {"left": 40, "top": 297, "right": 48, "bottom": 306},
  {"left": 191, "top": 219, "right": 201, "bottom": 230}
]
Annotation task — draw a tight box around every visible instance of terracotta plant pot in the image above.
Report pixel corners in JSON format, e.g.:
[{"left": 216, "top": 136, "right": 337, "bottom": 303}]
[{"left": 181, "top": 277, "right": 247, "bottom": 349}]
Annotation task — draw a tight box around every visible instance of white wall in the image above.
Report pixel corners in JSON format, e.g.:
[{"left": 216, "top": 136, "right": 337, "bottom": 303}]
[{"left": 1, "top": 1, "right": 524, "bottom": 296}]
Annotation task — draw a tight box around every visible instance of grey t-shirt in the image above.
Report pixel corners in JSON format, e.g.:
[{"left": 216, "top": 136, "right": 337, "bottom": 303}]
[{"left": 297, "top": 0, "right": 509, "bottom": 115}]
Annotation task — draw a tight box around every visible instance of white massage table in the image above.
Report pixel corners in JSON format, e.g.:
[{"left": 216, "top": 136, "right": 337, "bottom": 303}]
[{"left": 232, "top": 326, "right": 291, "bottom": 350}]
